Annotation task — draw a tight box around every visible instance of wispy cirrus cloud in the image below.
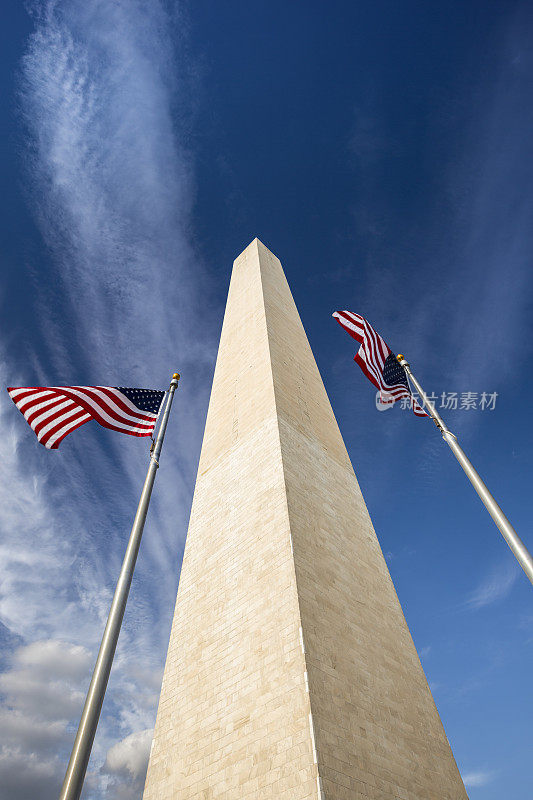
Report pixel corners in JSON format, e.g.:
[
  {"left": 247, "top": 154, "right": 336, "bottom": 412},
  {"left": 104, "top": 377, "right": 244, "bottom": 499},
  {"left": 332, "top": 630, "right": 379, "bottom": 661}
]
[
  {"left": 462, "top": 769, "right": 497, "bottom": 788},
  {"left": 20, "top": 0, "right": 205, "bottom": 379},
  {"left": 345, "top": 14, "right": 533, "bottom": 503},
  {"left": 442, "top": 15, "right": 533, "bottom": 394},
  {"left": 344, "top": 11, "right": 533, "bottom": 408},
  {"left": 0, "top": 2, "right": 214, "bottom": 798},
  {"left": 465, "top": 560, "right": 519, "bottom": 610}
]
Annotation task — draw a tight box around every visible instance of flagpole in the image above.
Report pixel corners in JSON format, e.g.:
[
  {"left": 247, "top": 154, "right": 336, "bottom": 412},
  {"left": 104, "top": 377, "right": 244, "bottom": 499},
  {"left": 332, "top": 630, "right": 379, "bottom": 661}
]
[
  {"left": 397, "top": 355, "right": 533, "bottom": 586},
  {"left": 59, "top": 372, "right": 181, "bottom": 800}
]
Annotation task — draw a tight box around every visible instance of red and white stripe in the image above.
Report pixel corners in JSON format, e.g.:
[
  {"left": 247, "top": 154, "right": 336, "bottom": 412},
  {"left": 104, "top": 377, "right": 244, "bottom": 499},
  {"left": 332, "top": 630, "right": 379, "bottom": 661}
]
[
  {"left": 332, "top": 311, "right": 427, "bottom": 417},
  {"left": 7, "top": 386, "right": 160, "bottom": 449}
]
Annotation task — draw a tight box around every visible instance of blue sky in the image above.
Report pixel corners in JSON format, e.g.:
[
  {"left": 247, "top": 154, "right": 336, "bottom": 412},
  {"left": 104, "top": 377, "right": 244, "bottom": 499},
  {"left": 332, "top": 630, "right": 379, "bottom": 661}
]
[{"left": 1, "top": 1, "right": 532, "bottom": 798}]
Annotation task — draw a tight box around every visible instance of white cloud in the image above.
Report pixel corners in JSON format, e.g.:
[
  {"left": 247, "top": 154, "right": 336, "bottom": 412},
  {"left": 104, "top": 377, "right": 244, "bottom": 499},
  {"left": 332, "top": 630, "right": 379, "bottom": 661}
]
[
  {"left": 0, "top": 369, "right": 87, "bottom": 643},
  {"left": 0, "top": 1, "right": 215, "bottom": 799},
  {"left": 0, "top": 750, "right": 61, "bottom": 800},
  {"left": 466, "top": 561, "right": 519, "bottom": 610},
  {"left": 462, "top": 769, "right": 497, "bottom": 788},
  {"left": 103, "top": 728, "right": 154, "bottom": 782},
  {"left": 15, "top": 639, "right": 92, "bottom": 680},
  {"left": 0, "top": 640, "right": 92, "bottom": 800}
]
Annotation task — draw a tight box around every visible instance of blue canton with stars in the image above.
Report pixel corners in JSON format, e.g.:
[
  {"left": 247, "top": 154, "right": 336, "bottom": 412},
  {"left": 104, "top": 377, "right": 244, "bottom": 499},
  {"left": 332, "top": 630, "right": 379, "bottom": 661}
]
[
  {"left": 117, "top": 387, "right": 165, "bottom": 414},
  {"left": 382, "top": 354, "right": 408, "bottom": 389}
]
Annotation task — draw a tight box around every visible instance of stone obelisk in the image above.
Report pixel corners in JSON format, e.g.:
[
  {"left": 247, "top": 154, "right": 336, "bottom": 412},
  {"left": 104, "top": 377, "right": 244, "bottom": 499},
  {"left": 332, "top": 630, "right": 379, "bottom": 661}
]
[{"left": 143, "top": 239, "right": 467, "bottom": 799}]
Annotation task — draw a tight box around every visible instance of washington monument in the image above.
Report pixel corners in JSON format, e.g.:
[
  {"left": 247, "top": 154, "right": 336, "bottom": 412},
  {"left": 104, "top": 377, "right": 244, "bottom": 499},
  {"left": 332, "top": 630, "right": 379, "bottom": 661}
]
[{"left": 143, "top": 239, "right": 467, "bottom": 799}]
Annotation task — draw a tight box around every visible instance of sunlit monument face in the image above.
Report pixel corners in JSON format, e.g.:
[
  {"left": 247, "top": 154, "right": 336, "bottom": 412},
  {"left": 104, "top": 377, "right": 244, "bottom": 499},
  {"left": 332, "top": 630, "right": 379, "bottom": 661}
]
[{"left": 143, "top": 239, "right": 467, "bottom": 799}]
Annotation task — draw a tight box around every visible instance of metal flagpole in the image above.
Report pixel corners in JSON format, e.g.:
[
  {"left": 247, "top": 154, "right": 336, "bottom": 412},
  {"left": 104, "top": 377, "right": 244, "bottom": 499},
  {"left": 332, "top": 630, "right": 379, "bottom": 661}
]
[
  {"left": 59, "top": 372, "right": 181, "bottom": 800},
  {"left": 397, "top": 355, "right": 533, "bottom": 586}
]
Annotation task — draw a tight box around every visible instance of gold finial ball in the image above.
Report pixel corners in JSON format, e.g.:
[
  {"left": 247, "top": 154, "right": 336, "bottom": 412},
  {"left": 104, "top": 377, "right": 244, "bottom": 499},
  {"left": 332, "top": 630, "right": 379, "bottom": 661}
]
[
  {"left": 172, "top": 372, "right": 181, "bottom": 380},
  {"left": 396, "top": 354, "right": 404, "bottom": 362}
]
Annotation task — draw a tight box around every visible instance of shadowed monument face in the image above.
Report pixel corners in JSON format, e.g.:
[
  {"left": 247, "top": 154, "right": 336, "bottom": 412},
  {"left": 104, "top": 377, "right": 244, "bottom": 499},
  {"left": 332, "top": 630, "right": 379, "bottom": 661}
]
[{"left": 143, "top": 239, "right": 468, "bottom": 800}]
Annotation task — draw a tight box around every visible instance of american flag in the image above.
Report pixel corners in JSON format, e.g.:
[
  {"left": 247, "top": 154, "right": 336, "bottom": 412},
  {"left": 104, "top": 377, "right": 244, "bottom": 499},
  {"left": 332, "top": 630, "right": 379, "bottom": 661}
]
[
  {"left": 332, "top": 311, "right": 427, "bottom": 417},
  {"left": 6, "top": 386, "right": 165, "bottom": 449}
]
